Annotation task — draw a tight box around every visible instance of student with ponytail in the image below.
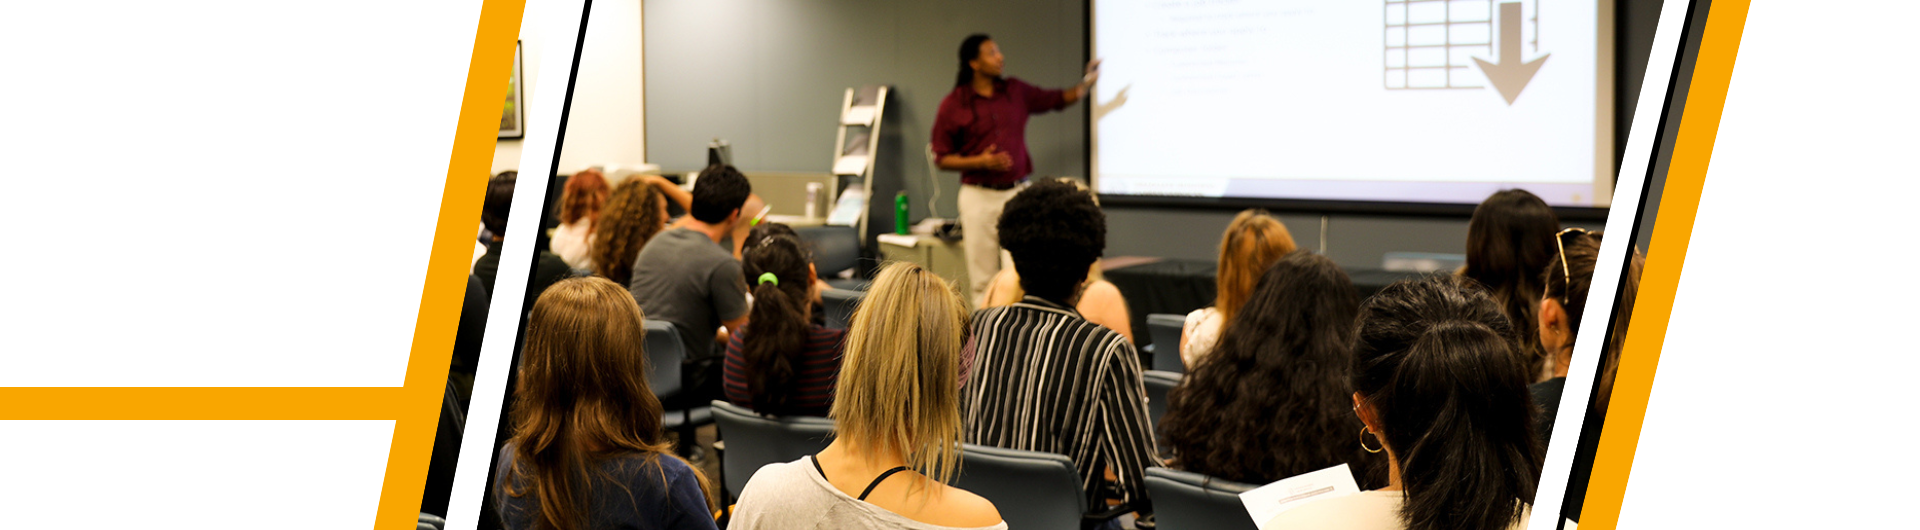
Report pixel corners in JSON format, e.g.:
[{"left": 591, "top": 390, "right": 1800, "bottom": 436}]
[
  {"left": 722, "top": 223, "right": 847, "bottom": 417},
  {"left": 1265, "top": 277, "right": 1542, "bottom": 530}
]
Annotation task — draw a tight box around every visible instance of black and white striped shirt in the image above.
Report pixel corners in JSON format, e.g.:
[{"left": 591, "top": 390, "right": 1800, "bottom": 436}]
[{"left": 961, "top": 296, "right": 1162, "bottom": 510}]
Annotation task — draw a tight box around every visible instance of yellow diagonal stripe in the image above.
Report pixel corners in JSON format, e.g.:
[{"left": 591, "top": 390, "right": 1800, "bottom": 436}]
[{"left": 1579, "top": 1, "right": 1750, "bottom": 529}]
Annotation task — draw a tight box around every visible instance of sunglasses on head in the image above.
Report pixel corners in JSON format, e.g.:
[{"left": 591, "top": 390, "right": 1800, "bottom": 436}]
[{"left": 1554, "top": 227, "right": 1593, "bottom": 306}]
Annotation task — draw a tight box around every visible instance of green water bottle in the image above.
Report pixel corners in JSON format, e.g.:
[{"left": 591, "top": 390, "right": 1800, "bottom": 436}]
[{"left": 894, "top": 192, "right": 910, "bottom": 235}]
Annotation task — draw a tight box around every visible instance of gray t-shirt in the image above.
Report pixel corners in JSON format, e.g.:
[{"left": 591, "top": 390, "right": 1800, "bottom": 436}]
[
  {"left": 629, "top": 227, "right": 749, "bottom": 358},
  {"left": 730, "top": 457, "right": 1008, "bottom": 530}
]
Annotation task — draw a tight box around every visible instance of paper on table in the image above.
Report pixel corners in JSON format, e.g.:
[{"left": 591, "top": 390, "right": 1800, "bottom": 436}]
[
  {"left": 877, "top": 233, "right": 918, "bottom": 248},
  {"left": 1241, "top": 463, "right": 1362, "bottom": 528}
]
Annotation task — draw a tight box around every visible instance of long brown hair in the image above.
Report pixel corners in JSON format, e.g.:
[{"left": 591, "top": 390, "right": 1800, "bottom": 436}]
[
  {"left": 831, "top": 261, "right": 969, "bottom": 487},
  {"left": 592, "top": 180, "right": 667, "bottom": 285},
  {"left": 559, "top": 169, "right": 610, "bottom": 228},
  {"left": 1164, "top": 252, "right": 1383, "bottom": 486},
  {"left": 740, "top": 225, "right": 816, "bottom": 415},
  {"left": 1462, "top": 189, "right": 1561, "bottom": 379},
  {"left": 1214, "top": 209, "right": 1296, "bottom": 324},
  {"left": 500, "top": 277, "right": 716, "bottom": 530}
]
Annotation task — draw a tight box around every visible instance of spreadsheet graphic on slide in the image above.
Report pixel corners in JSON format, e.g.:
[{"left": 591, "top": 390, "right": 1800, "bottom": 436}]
[{"left": 1092, "top": 0, "right": 1604, "bottom": 206}]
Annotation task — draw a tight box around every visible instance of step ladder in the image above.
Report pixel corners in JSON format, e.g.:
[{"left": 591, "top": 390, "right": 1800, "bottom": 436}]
[{"left": 830, "top": 85, "right": 888, "bottom": 241}]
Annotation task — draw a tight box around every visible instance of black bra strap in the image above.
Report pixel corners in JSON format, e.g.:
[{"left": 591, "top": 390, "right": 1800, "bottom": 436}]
[
  {"left": 811, "top": 454, "right": 913, "bottom": 502},
  {"left": 857, "top": 466, "right": 913, "bottom": 501}
]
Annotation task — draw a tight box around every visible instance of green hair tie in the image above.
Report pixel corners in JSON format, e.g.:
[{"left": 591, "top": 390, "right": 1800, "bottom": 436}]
[{"left": 757, "top": 272, "right": 779, "bottom": 286}]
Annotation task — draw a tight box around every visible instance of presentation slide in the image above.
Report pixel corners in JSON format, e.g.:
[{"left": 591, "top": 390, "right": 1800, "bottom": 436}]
[{"left": 1092, "top": 0, "right": 1610, "bottom": 207}]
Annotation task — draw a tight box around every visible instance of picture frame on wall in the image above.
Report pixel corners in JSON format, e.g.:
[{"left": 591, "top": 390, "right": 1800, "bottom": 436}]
[{"left": 500, "top": 40, "right": 524, "bottom": 139}]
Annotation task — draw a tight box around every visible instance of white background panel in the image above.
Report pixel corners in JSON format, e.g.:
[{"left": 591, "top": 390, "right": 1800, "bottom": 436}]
[
  {"left": 1619, "top": 2, "right": 1920, "bottom": 526},
  {"left": 0, "top": 1, "right": 483, "bottom": 386},
  {"left": 0, "top": 421, "right": 395, "bottom": 528}
]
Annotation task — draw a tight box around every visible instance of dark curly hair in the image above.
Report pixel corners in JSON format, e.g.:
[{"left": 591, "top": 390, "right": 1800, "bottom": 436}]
[
  {"left": 1351, "top": 277, "right": 1542, "bottom": 530},
  {"left": 591, "top": 179, "right": 666, "bottom": 286},
  {"left": 1162, "top": 251, "right": 1386, "bottom": 487},
  {"left": 1463, "top": 189, "right": 1561, "bottom": 379},
  {"left": 691, "top": 164, "right": 752, "bottom": 224},
  {"left": 997, "top": 179, "right": 1106, "bottom": 305},
  {"left": 739, "top": 225, "right": 817, "bottom": 416}
]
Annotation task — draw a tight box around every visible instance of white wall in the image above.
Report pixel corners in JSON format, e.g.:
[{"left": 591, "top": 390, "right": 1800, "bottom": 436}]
[{"left": 492, "top": 0, "right": 645, "bottom": 175}]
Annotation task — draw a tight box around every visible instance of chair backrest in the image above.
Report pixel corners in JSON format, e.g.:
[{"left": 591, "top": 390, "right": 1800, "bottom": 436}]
[
  {"left": 1146, "top": 314, "right": 1187, "bottom": 373},
  {"left": 1143, "top": 467, "right": 1260, "bottom": 530},
  {"left": 711, "top": 401, "right": 838, "bottom": 498},
  {"left": 795, "top": 225, "right": 862, "bottom": 278},
  {"left": 643, "top": 320, "right": 686, "bottom": 397},
  {"left": 952, "top": 444, "right": 1087, "bottom": 530},
  {"left": 819, "top": 288, "right": 864, "bottom": 330},
  {"left": 1141, "top": 370, "right": 1182, "bottom": 434}
]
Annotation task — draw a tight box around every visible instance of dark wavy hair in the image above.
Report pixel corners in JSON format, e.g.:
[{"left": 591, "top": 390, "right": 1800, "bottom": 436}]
[
  {"left": 954, "top": 34, "right": 993, "bottom": 88},
  {"left": 590, "top": 179, "right": 666, "bottom": 286},
  {"left": 998, "top": 179, "right": 1106, "bottom": 305},
  {"left": 1463, "top": 189, "right": 1561, "bottom": 379},
  {"left": 1162, "top": 251, "right": 1385, "bottom": 487},
  {"left": 1542, "top": 231, "right": 1644, "bottom": 418},
  {"left": 1351, "top": 277, "right": 1543, "bottom": 530},
  {"left": 739, "top": 225, "right": 815, "bottom": 416},
  {"left": 690, "top": 164, "right": 752, "bottom": 224}
]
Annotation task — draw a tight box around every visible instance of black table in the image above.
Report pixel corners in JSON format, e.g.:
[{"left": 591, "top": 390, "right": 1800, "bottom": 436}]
[{"left": 1103, "top": 257, "right": 1432, "bottom": 353}]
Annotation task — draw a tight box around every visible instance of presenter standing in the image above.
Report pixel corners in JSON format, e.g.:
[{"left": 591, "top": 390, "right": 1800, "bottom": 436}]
[{"left": 932, "top": 34, "right": 1099, "bottom": 305}]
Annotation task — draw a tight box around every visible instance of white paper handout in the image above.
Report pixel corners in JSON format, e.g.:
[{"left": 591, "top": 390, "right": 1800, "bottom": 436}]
[{"left": 1241, "top": 463, "right": 1362, "bottom": 528}]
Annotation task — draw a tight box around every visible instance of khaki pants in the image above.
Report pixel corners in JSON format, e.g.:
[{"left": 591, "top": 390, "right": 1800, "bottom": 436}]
[{"left": 958, "top": 183, "right": 1021, "bottom": 306}]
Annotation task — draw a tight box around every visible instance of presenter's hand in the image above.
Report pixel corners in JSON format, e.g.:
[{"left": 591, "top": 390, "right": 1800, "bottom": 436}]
[
  {"left": 1083, "top": 59, "right": 1102, "bottom": 85},
  {"left": 978, "top": 145, "right": 1013, "bottom": 172}
]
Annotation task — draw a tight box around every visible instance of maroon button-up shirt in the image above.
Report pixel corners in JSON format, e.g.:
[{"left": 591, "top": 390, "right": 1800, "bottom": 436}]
[{"left": 930, "top": 77, "right": 1071, "bottom": 189}]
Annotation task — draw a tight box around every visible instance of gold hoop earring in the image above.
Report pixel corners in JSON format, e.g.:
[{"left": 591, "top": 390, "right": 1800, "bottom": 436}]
[{"left": 1359, "top": 426, "right": 1384, "bottom": 454}]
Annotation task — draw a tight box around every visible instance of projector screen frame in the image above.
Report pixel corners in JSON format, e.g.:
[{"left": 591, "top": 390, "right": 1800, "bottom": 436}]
[{"left": 1086, "top": 0, "right": 1617, "bottom": 218}]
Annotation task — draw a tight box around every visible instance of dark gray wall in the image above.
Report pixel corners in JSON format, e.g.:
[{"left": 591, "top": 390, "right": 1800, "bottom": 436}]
[{"left": 645, "top": 0, "right": 1662, "bottom": 268}]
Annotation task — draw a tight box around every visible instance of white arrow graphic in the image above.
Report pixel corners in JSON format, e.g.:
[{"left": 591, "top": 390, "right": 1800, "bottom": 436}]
[{"left": 1473, "top": 1, "right": 1549, "bottom": 105}]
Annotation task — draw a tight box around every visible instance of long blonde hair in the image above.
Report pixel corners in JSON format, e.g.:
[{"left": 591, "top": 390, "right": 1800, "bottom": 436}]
[
  {"left": 501, "top": 277, "right": 716, "bottom": 529},
  {"left": 829, "top": 261, "right": 970, "bottom": 488},
  {"left": 1215, "top": 209, "right": 1296, "bottom": 324}
]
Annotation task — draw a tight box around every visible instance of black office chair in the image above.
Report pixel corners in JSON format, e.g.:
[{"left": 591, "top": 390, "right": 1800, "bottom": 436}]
[
  {"left": 644, "top": 320, "right": 714, "bottom": 456},
  {"left": 795, "top": 225, "right": 867, "bottom": 291},
  {"left": 953, "top": 444, "right": 1128, "bottom": 530},
  {"left": 1145, "top": 314, "right": 1187, "bottom": 373},
  {"left": 1143, "top": 467, "right": 1260, "bottom": 530},
  {"left": 819, "top": 287, "right": 864, "bottom": 329},
  {"left": 1141, "top": 370, "right": 1182, "bottom": 437},
  {"left": 710, "top": 401, "right": 838, "bottom": 499}
]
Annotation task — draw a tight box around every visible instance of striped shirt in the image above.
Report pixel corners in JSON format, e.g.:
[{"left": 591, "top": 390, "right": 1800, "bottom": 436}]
[
  {"left": 960, "top": 296, "right": 1162, "bottom": 510},
  {"left": 723, "top": 324, "right": 847, "bottom": 417}
]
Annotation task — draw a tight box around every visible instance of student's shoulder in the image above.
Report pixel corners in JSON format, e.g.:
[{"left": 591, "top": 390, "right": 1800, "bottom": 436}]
[{"left": 924, "top": 484, "right": 1004, "bottom": 528}]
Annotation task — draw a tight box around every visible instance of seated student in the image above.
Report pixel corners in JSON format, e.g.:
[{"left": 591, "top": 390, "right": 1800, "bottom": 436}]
[
  {"left": 960, "top": 179, "right": 1160, "bottom": 514},
  {"left": 550, "top": 168, "right": 610, "bottom": 271},
  {"left": 731, "top": 262, "right": 1005, "bottom": 530},
  {"left": 628, "top": 164, "right": 753, "bottom": 404},
  {"left": 722, "top": 225, "right": 846, "bottom": 417},
  {"left": 979, "top": 178, "right": 1133, "bottom": 341},
  {"left": 1161, "top": 251, "right": 1387, "bottom": 487},
  {"left": 492, "top": 277, "right": 719, "bottom": 530},
  {"left": 980, "top": 261, "right": 1133, "bottom": 341},
  {"left": 472, "top": 170, "right": 571, "bottom": 298},
  {"left": 1461, "top": 189, "right": 1562, "bottom": 382},
  {"left": 1533, "top": 229, "right": 1643, "bottom": 523},
  {"left": 1267, "top": 277, "right": 1542, "bottom": 530},
  {"left": 591, "top": 178, "right": 670, "bottom": 286},
  {"left": 1182, "top": 209, "right": 1296, "bottom": 368},
  {"left": 648, "top": 171, "right": 765, "bottom": 260}
]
